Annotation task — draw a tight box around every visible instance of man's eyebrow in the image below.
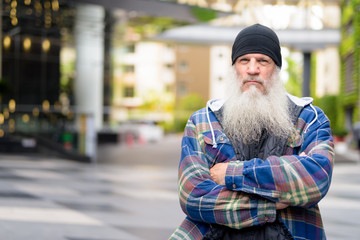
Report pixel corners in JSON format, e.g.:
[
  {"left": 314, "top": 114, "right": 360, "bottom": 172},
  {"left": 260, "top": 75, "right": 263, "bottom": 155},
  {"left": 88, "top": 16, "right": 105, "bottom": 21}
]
[{"left": 257, "top": 56, "right": 271, "bottom": 61}]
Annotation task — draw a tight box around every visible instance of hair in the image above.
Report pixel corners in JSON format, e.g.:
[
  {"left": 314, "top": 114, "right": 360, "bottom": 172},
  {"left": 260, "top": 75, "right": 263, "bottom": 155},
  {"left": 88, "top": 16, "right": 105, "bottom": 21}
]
[{"left": 222, "top": 66, "right": 295, "bottom": 144}]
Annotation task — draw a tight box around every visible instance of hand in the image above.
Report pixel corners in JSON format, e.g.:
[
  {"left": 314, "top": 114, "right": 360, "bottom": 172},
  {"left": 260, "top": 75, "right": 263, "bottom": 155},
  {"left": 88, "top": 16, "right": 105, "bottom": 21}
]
[
  {"left": 276, "top": 202, "right": 289, "bottom": 210},
  {"left": 299, "top": 152, "right": 307, "bottom": 157},
  {"left": 210, "top": 162, "right": 229, "bottom": 185}
]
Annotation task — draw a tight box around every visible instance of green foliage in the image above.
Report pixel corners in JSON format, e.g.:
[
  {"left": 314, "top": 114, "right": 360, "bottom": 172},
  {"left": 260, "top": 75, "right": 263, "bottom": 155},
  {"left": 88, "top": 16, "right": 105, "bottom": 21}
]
[
  {"left": 178, "top": 93, "right": 205, "bottom": 111},
  {"left": 60, "top": 59, "right": 75, "bottom": 93},
  {"left": 140, "top": 89, "right": 174, "bottom": 112},
  {"left": 341, "top": 1, "right": 354, "bottom": 25},
  {"left": 190, "top": 7, "right": 217, "bottom": 22},
  {"left": 335, "top": 98, "right": 346, "bottom": 133},
  {"left": 284, "top": 57, "right": 302, "bottom": 97},
  {"left": 127, "top": 16, "right": 187, "bottom": 37},
  {"left": 338, "top": 0, "right": 360, "bottom": 131},
  {"left": 173, "top": 115, "right": 189, "bottom": 133},
  {"left": 313, "top": 95, "right": 347, "bottom": 136},
  {"left": 314, "top": 95, "right": 337, "bottom": 123},
  {"left": 173, "top": 94, "right": 206, "bottom": 132},
  {"left": 159, "top": 120, "right": 175, "bottom": 134},
  {"left": 332, "top": 127, "right": 348, "bottom": 138}
]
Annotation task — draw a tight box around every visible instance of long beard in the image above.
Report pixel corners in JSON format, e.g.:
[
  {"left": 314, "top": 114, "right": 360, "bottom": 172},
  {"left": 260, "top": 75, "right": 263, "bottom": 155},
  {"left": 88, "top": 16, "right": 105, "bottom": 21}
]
[{"left": 223, "top": 68, "right": 295, "bottom": 145}]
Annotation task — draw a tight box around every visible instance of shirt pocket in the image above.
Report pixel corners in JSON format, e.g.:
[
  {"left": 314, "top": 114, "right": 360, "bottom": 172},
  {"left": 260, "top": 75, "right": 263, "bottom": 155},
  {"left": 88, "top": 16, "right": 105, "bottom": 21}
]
[{"left": 202, "top": 130, "right": 236, "bottom": 166}]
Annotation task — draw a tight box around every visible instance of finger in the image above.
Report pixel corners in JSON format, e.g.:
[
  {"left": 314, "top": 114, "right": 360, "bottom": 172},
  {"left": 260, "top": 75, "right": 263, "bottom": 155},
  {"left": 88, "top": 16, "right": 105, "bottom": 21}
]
[{"left": 299, "top": 152, "right": 307, "bottom": 157}]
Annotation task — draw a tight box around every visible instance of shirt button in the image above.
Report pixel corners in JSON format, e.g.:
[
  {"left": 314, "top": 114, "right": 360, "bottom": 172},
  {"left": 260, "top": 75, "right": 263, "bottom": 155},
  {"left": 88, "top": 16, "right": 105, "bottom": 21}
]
[
  {"left": 232, "top": 184, "right": 236, "bottom": 188},
  {"left": 220, "top": 137, "right": 224, "bottom": 141}
]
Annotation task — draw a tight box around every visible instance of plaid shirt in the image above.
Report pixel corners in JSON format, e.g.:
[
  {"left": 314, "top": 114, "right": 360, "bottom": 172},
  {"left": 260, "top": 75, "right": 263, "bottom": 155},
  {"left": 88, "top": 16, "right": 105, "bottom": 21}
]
[{"left": 170, "top": 97, "right": 334, "bottom": 240}]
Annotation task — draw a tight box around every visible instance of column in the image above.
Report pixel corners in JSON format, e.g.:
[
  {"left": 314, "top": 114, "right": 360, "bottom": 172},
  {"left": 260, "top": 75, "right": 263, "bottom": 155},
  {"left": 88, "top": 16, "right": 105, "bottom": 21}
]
[
  {"left": 74, "top": 3, "right": 105, "bottom": 161},
  {"left": 302, "top": 52, "right": 311, "bottom": 97}
]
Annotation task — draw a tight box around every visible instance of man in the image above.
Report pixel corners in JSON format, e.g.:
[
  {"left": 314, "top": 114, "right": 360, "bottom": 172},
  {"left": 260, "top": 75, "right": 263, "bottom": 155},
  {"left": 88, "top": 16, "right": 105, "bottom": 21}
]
[{"left": 170, "top": 24, "right": 334, "bottom": 240}]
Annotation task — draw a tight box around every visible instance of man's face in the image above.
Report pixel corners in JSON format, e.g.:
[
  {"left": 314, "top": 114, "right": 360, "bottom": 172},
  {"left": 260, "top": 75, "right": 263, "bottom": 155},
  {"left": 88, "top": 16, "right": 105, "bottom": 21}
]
[{"left": 233, "top": 53, "right": 276, "bottom": 94}]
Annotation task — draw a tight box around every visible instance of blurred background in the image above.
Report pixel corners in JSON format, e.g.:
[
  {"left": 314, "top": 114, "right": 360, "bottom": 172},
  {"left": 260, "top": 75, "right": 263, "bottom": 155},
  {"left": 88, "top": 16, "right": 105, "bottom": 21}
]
[
  {"left": 0, "top": 0, "right": 356, "bottom": 161},
  {"left": 0, "top": 0, "right": 360, "bottom": 240}
]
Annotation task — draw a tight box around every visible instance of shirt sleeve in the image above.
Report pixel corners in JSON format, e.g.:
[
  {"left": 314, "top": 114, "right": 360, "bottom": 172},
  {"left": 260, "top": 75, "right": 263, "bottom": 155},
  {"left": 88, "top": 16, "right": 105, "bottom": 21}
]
[
  {"left": 178, "top": 116, "right": 276, "bottom": 229},
  {"left": 225, "top": 106, "right": 334, "bottom": 208}
]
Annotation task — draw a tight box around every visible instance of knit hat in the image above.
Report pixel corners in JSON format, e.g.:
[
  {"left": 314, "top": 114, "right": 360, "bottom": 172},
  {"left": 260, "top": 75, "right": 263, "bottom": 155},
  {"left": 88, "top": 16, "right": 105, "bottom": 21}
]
[{"left": 231, "top": 24, "right": 282, "bottom": 68}]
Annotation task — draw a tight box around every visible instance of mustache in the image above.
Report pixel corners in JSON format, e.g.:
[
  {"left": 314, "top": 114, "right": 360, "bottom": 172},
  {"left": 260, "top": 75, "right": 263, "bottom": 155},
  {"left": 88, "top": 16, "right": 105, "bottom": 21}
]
[{"left": 241, "top": 76, "right": 265, "bottom": 84}]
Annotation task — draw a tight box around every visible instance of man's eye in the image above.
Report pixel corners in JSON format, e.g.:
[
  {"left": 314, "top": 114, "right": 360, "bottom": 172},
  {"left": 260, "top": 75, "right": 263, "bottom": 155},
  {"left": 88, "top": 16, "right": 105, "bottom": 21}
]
[
  {"left": 259, "top": 59, "right": 270, "bottom": 64},
  {"left": 239, "top": 59, "right": 249, "bottom": 63}
]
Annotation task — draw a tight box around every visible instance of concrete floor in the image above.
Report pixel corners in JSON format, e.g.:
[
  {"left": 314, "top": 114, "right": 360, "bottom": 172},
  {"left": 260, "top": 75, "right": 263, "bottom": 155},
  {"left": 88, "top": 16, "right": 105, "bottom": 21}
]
[{"left": 0, "top": 134, "right": 358, "bottom": 239}]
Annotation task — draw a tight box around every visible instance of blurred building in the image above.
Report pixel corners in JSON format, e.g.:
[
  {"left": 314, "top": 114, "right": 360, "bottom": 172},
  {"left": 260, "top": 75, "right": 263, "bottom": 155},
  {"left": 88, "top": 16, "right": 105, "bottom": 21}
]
[
  {"left": 156, "top": 26, "right": 341, "bottom": 98},
  {"left": 339, "top": 0, "right": 360, "bottom": 134},
  {"left": 314, "top": 47, "right": 340, "bottom": 97},
  {"left": 1, "top": 0, "right": 64, "bottom": 105},
  {"left": 0, "top": 0, "right": 79, "bottom": 158},
  {"left": 0, "top": 0, "right": 347, "bottom": 161},
  {"left": 1, "top": 0, "right": 208, "bottom": 161},
  {"left": 112, "top": 41, "right": 176, "bottom": 123},
  {"left": 175, "top": 44, "right": 211, "bottom": 102}
]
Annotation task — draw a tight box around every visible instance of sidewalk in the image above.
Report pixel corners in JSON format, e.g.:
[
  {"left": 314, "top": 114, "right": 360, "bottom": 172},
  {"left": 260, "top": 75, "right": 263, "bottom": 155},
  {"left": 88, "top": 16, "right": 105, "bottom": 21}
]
[
  {"left": 0, "top": 140, "right": 185, "bottom": 240},
  {"left": 0, "top": 135, "right": 357, "bottom": 239}
]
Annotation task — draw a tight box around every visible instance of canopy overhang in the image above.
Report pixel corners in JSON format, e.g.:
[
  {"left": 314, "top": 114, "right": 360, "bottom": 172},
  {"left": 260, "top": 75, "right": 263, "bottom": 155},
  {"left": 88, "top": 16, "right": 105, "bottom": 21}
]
[{"left": 152, "top": 24, "right": 341, "bottom": 52}]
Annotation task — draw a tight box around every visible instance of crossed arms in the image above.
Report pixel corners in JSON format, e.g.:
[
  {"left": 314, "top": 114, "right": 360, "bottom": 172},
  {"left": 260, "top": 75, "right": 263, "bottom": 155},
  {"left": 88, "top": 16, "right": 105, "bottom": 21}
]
[{"left": 178, "top": 107, "right": 334, "bottom": 229}]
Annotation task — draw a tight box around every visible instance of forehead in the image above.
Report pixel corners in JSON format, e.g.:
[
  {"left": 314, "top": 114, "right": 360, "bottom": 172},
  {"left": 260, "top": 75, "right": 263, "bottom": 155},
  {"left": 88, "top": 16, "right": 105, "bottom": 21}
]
[{"left": 239, "top": 53, "right": 272, "bottom": 59}]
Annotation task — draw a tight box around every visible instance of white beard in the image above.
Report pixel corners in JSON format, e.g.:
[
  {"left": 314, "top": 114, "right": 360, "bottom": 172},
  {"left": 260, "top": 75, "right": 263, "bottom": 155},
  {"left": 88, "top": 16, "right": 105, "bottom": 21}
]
[{"left": 222, "top": 67, "right": 295, "bottom": 144}]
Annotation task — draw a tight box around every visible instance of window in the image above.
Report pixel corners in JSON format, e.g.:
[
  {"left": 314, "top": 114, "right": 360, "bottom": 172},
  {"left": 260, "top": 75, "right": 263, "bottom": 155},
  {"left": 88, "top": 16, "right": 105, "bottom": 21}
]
[
  {"left": 178, "top": 82, "right": 188, "bottom": 96},
  {"left": 124, "top": 44, "right": 135, "bottom": 53},
  {"left": 124, "top": 65, "right": 135, "bottom": 73},
  {"left": 124, "top": 86, "right": 134, "bottom": 98},
  {"left": 179, "top": 61, "right": 188, "bottom": 72}
]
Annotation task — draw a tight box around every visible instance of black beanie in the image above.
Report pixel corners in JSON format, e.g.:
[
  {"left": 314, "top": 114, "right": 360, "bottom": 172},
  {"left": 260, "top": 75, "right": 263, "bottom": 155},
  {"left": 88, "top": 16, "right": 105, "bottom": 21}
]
[{"left": 231, "top": 24, "right": 282, "bottom": 68}]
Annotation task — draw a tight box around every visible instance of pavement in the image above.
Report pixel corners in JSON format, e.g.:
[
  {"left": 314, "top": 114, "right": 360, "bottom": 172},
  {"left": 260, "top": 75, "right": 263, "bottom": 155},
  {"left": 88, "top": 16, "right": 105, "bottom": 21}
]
[
  {"left": 0, "top": 135, "right": 359, "bottom": 240},
  {"left": 0, "top": 134, "right": 185, "bottom": 240}
]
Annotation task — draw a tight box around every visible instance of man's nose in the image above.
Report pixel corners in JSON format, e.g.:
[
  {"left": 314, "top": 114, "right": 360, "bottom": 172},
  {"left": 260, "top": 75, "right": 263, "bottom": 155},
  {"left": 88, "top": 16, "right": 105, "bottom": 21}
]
[{"left": 247, "top": 59, "right": 260, "bottom": 74}]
